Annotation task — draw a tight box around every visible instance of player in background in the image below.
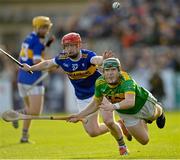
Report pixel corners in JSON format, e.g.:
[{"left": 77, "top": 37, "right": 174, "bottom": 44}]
[
  {"left": 68, "top": 57, "right": 166, "bottom": 147},
  {"left": 22, "top": 32, "right": 130, "bottom": 155},
  {"left": 17, "top": 16, "right": 53, "bottom": 143}
]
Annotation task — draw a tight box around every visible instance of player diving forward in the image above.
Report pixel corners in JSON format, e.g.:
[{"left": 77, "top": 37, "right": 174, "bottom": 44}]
[
  {"left": 22, "top": 32, "right": 130, "bottom": 155},
  {"left": 68, "top": 57, "right": 166, "bottom": 146}
]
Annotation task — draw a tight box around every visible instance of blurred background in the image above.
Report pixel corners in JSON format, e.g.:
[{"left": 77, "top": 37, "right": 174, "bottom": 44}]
[{"left": 0, "top": 0, "right": 180, "bottom": 114}]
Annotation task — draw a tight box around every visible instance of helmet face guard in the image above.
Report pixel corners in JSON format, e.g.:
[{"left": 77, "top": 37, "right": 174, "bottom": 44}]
[
  {"left": 102, "top": 58, "right": 121, "bottom": 71},
  {"left": 61, "top": 32, "right": 81, "bottom": 47},
  {"left": 32, "top": 16, "right": 52, "bottom": 31},
  {"left": 102, "top": 58, "right": 121, "bottom": 85}
]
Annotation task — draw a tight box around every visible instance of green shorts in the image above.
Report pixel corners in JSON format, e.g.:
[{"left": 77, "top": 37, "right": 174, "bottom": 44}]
[{"left": 117, "top": 93, "right": 158, "bottom": 127}]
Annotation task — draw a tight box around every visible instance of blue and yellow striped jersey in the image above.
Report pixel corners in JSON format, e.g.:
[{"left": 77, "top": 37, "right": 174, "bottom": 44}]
[
  {"left": 54, "top": 49, "right": 101, "bottom": 99},
  {"left": 17, "top": 32, "right": 45, "bottom": 85}
]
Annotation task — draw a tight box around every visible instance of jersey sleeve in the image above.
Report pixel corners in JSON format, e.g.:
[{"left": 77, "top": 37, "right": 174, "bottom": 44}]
[
  {"left": 53, "top": 54, "right": 64, "bottom": 66},
  {"left": 85, "top": 50, "right": 96, "bottom": 64},
  {"left": 53, "top": 55, "right": 59, "bottom": 65},
  {"left": 122, "top": 80, "right": 136, "bottom": 94}
]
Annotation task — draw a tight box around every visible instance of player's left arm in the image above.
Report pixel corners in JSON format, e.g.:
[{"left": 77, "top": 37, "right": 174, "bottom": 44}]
[
  {"left": 100, "top": 78, "right": 136, "bottom": 111},
  {"left": 117, "top": 79, "right": 136, "bottom": 109},
  {"left": 117, "top": 92, "right": 135, "bottom": 109},
  {"left": 91, "top": 51, "right": 113, "bottom": 66},
  {"left": 100, "top": 92, "right": 135, "bottom": 111}
]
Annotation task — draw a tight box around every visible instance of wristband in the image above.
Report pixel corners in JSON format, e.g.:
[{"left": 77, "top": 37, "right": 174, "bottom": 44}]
[{"left": 113, "top": 104, "right": 120, "bottom": 110}]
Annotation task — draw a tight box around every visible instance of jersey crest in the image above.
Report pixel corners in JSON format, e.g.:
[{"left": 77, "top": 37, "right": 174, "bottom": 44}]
[{"left": 72, "top": 63, "right": 78, "bottom": 71}]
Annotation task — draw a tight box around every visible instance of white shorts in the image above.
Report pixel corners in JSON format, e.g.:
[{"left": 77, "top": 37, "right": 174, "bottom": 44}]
[
  {"left": 117, "top": 93, "right": 157, "bottom": 127},
  {"left": 76, "top": 96, "right": 93, "bottom": 112},
  {"left": 18, "top": 83, "right": 45, "bottom": 98}
]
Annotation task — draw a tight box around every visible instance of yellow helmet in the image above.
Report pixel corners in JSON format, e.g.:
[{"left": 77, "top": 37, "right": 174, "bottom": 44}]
[{"left": 32, "top": 16, "right": 52, "bottom": 30}]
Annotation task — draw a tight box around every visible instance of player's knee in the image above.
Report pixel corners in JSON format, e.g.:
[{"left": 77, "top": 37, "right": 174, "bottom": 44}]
[
  {"left": 140, "top": 138, "right": 149, "bottom": 145},
  {"left": 86, "top": 130, "right": 100, "bottom": 137}
]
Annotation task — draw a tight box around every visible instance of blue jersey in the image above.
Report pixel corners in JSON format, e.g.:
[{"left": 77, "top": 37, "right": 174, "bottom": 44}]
[
  {"left": 17, "top": 32, "right": 45, "bottom": 85},
  {"left": 54, "top": 49, "right": 101, "bottom": 99}
]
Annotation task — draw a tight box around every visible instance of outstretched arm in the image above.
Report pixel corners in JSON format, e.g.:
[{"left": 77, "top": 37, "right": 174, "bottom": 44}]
[
  {"left": 79, "top": 98, "right": 102, "bottom": 118},
  {"left": 68, "top": 98, "right": 102, "bottom": 123},
  {"left": 91, "top": 51, "right": 113, "bottom": 66},
  {"left": 22, "top": 59, "right": 58, "bottom": 72}
]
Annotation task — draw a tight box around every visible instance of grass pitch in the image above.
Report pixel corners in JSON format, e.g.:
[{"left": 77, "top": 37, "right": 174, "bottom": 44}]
[{"left": 0, "top": 112, "right": 180, "bottom": 159}]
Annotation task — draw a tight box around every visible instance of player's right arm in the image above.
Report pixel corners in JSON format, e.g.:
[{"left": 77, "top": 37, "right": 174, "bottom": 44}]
[
  {"left": 22, "top": 59, "right": 58, "bottom": 71},
  {"left": 78, "top": 77, "right": 104, "bottom": 118},
  {"left": 79, "top": 97, "right": 102, "bottom": 118},
  {"left": 68, "top": 97, "right": 102, "bottom": 123},
  {"left": 68, "top": 78, "right": 104, "bottom": 123}
]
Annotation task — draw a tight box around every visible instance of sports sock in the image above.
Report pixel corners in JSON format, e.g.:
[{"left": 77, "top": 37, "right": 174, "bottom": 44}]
[
  {"left": 22, "top": 129, "right": 28, "bottom": 137},
  {"left": 117, "top": 137, "right": 125, "bottom": 147}
]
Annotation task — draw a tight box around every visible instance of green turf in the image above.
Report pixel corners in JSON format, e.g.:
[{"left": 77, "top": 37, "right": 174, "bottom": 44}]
[{"left": 0, "top": 112, "right": 180, "bottom": 159}]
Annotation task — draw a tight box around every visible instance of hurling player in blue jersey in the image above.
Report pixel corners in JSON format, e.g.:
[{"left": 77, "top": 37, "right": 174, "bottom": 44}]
[
  {"left": 17, "top": 16, "right": 53, "bottom": 143},
  {"left": 22, "top": 32, "right": 131, "bottom": 155}
]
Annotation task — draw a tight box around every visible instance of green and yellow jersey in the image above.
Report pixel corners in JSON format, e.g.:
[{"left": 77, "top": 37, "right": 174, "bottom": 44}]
[{"left": 94, "top": 71, "right": 150, "bottom": 114}]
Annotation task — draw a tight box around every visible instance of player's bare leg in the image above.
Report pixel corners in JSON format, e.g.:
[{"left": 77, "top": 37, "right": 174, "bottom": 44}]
[
  {"left": 12, "top": 97, "right": 29, "bottom": 129},
  {"left": 100, "top": 109, "right": 122, "bottom": 139},
  {"left": 20, "top": 96, "right": 30, "bottom": 143},
  {"left": 77, "top": 97, "right": 128, "bottom": 155},
  {"left": 118, "top": 119, "right": 132, "bottom": 141},
  {"left": 77, "top": 97, "right": 109, "bottom": 137},
  {"left": 127, "top": 120, "right": 149, "bottom": 145},
  {"left": 82, "top": 112, "right": 108, "bottom": 137},
  {"left": 101, "top": 109, "right": 129, "bottom": 155},
  {"left": 20, "top": 95, "right": 44, "bottom": 143},
  {"left": 102, "top": 97, "right": 132, "bottom": 141}
]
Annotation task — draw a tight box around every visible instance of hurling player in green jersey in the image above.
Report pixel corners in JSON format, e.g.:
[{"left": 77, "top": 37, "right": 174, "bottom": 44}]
[{"left": 68, "top": 57, "right": 165, "bottom": 146}]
